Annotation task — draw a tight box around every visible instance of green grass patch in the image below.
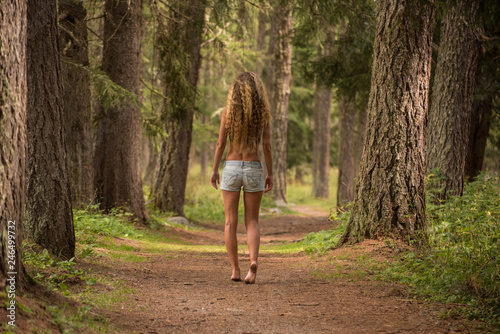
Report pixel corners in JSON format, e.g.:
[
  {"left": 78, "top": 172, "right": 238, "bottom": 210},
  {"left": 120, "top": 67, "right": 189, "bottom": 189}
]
[{"left": 76, "top": 277, "right": 135, "bottom": 310}]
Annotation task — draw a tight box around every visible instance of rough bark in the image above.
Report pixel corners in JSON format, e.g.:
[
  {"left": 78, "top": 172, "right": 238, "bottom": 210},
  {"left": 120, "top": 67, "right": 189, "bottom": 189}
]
[
  {"left": 426, "top": 0, "right": 480, "bottom": 198},
  {"left": 465, "top": 49, "right": 492, "bottom": 181},
  {"left": 26, "top": 0, "right": 75, "bottom": 260},
  {"left": 354, "top": 106, "right": 367, "bottom": 178},
  {"left": 336, "top": 95, "right": 356, "bottom": 207},
  {"left": 270, "top": 1, "right": 293, "bottom": 206},
  {"left": 0, "top": 0, "right": 27, "bottom": 291},
  {"left": 154, "top": 0, "right": 207, "bottom": 216},
  {"left": 255, "top": 2, "right": 267, "bottom": 78},
  {"left": 465, "top": 96, "right": 492, "bottom": 180},
  {"left": 339, "top": 0, "right": 434, "bottom": 246},
  {"left": 94, "top": 0, "right": 148, "bottom": 222},
  {"left": 59, "top": 0, "right": 93, "bottom": 207},
  {"left": 312, "top": 86, "right": 332, "bottom": 198}
]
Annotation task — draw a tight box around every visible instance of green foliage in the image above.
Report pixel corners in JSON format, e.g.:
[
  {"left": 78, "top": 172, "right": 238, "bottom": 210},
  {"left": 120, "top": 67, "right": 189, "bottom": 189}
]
[
  {"left": 302, "top": 207, "right": 350, "bottom": 254},
  {"left": 23, "top": 245, "right": 87, "bottom": 295},
  {"left": 383, "top": 172, "right": 500, "bottom": 325},
  {"left": 73, "top": 204, "right": 144, "bottom": 242}
]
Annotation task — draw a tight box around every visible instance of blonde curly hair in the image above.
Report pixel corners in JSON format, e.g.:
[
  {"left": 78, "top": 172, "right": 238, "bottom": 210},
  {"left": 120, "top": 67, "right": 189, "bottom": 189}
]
[{"left": 225, "top": 72, "right": 271, "bottom": 154}]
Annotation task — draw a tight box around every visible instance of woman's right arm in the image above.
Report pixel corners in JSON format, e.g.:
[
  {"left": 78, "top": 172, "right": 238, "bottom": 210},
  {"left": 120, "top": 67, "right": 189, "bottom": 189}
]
[
  {"left": 210, "top": 108, "right": 227, "bottom": 189},
  {"left": 262, "top": 122, "right": 273, "bottom": 193}
]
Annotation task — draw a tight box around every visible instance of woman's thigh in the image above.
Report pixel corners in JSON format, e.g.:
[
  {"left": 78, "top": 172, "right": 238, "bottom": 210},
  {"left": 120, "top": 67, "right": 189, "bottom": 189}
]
[
  {"left": 222, "top": 190, "right": 240, "bottom": 223},
  {"left": 243, "top": 190, "right": 263, "bottom": 222}
]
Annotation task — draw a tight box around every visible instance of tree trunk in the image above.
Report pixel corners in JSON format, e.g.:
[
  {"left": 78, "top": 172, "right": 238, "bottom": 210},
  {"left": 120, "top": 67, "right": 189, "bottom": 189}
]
[
  {"left": 339, "top": 0, "right": 434, "bottom": 246},
  {"left": 153, "top": 0, "right": 207, "bottom": 216},
  {"left": 270, "top": 1, "right": 293, "bottom": 206},
  {"left": 94, "top": 0, "right": 148, "bottom": 222},
  {"left": 255, "top": 2, "right": 267, "bottom": 78},
  {"left": 426, "top": 0, "right": 480, "bottom": 198},
  {"left": 0, "top": 0, "right": 27, "bottom": 291},
  {"left": 464, "top": 49, "right": 493, "bottom": 181},
  {"left": 354, "top": 106, "right": 367, "bottom": 178},
  {"left": 465, "top": 96, "right": 492, "bottom": 180},
  {"left": 336, "top": 95, "right": 356, "bottom": 208},
  {"left": 312, "top": 85, "right": 332, "bottom": 198},
  {"left": 59, "top": 0, "right": 93, "bottom": 207},
  {"left": 26, "top": 0, "right": 75, "bottom": 260}
]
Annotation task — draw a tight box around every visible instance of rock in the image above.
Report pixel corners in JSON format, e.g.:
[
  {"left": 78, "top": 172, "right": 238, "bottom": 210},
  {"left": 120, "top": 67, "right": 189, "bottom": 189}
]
[
  {"left": 167, "top": 216, "right": 190, "bottom": 226},
  {"left": 269, "top": 208, "right": 283, "bottom": 214}
]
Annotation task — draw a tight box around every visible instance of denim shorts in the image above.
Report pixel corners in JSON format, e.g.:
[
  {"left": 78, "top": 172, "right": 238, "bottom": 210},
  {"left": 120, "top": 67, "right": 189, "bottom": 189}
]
[{"left": 220, "top": 160, "right": 265, "bottom": 192}]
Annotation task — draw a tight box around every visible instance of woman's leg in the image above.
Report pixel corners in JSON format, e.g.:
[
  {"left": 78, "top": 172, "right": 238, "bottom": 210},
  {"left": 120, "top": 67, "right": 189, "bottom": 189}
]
[
  {"left": 222, "top": 190, "right": 241, "bottom": 280},
  {"left": 243, "top": 190, "right": 263, "bottom": 284}
]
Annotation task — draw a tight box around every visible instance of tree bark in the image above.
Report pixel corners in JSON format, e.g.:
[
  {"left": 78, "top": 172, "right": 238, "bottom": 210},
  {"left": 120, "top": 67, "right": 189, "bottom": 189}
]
[
  {"left": 153, "top": 0, "right": 207, "bottom": 216},
  {"left": 94, "top": 0, "right": 148, "bottom": 222},
  {"left": 0, "top": 0, "right": 27, "bottom": 291},
  {"left": 270, "top": 1, "right": 293, "bottom": 206},
  {"left": 312, "top": 85, "right": 332, "bottom": 198},
  {"left": 354, "top": 106, "right": 367, "bottom": 178},
  {"left": 426, "top": 0, "right": 480, "bottom": 198},
  {"left": 26, "top": 0, "right": 75, "bottom": 260},
  {"left": 255, "top": 2, "right": 267, "bottom": 78},
  {"left": 464, "top": 48, "right": 493, "bottom": 181},
  {"left": 465, "top": 96, "right": 492, "bottom": 180},
  {"left": 336, "top": 95, "right": 356, "bottom": 208},
  {"left": 339, "top": 0, "right": 434, "bottom": 246},
  {"left": 59, "top": 0, "right": 93, "bottom": 207}
]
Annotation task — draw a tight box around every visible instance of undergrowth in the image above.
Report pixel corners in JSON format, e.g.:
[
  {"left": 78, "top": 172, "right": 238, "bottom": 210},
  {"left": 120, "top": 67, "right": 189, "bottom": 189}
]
[{"left": 302, "top": 171, "right": 500, "bottom": 329}]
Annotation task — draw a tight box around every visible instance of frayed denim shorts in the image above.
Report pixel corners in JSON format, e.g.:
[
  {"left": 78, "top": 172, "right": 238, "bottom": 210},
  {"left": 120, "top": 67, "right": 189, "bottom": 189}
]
[{"left": 220, "top": 160, "right": 265, "bottom": 192}]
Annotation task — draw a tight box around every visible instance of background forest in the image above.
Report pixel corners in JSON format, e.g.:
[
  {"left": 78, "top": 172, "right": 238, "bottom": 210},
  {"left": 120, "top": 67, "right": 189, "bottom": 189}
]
[{"left": 1, "top": 0, "right": 500, "bottom": 332}]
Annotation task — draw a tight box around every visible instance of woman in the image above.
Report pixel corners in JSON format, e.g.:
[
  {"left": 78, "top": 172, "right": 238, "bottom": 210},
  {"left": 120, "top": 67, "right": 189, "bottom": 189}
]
[{"left": 210, "top": 71, "right": 273, "bottom": 284}]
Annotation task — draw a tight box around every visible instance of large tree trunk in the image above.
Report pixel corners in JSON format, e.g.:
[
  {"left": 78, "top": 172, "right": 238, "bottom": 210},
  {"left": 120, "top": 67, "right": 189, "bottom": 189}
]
[
  {"left": 255, "top": 1, "right": 267, "bottom": 78},
  {"left": 270, "top": 1, "right": 293, "bottom": 206},
  {"left": 464, "top": 49, "right": 493, "bottom": 181},
  {"left": 59, "top": 0, "right": 93, "bottom": 207},
  {"left": 336, "top": 95, "right": 356, "bottom": 208},
  {"left": 153, "top": 0, "right": 207, "bottom": 216},
  {"left": 312, "top": 85, "right": 332, "bottom": 199},
  {"left": 26, "top": 0, "right": 75, "bottom": 260},
  {"left": 339, "top": 0, "right": 434, "bottom": 246},
  {"left": 426, "top": 0, "right": 480, "bottom": 198},
  {"left": 465, "top": 97, "right": 492, "bottom": 180},
  {"left": 94, "top": 0, "right": 148, "bottom": 222},
  {"left": 354, "top": 106, "right": 367, "bottom": 178},
  {"left": 0, "top": 0, "right": 27, "bottom": 291}
]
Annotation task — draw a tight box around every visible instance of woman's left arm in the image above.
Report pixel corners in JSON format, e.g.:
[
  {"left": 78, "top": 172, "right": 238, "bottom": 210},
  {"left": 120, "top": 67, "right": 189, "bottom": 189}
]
[{"left": 210, "top": 107, "right": 227, "bottom": 189}]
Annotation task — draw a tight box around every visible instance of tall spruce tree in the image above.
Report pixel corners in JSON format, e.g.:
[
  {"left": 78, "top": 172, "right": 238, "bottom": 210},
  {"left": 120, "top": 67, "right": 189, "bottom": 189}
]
[
  {"left": 26, "top": 0, "right": 75, "bottom": 259},
  {"left": 94, "top": 0, "right": 149, "bottom": 222},
  {"left": 0, "top": 0, "right": 28, "bottom": 290},
  {"left": 426, "top": 0, "right": 481, "bottom": 198},
  {"left": 153, "top": 0, "right": 208, "bottom": 216},
  {"left": 339, "top": 0, "right": 435, "bottom": 245}
]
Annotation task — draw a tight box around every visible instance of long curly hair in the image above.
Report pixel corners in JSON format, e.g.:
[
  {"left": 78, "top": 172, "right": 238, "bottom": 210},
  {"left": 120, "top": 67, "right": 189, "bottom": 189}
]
[{"left": 224, "top": 72, "right": 271, "bottom": 154}]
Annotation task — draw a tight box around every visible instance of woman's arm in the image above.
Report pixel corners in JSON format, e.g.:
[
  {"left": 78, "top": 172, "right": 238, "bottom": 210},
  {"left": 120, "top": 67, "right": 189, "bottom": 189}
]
[
  {"left": 262, "top": 122, "right": 273, "bottom": 193},
  {"left": 210, "top": 108, "right": 228, "bottom": 189}
]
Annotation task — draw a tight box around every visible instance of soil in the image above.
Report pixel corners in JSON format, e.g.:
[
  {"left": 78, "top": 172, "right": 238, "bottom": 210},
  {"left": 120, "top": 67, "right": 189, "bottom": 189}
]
[{"left": 1, "top": 206, "right": 485, "bottom": 333}]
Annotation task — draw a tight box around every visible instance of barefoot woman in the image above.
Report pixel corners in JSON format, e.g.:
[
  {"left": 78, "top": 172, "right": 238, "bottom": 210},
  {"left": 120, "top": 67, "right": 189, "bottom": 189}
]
[{"left": 210, "top": 72, "right": 273, "bottom": 284}]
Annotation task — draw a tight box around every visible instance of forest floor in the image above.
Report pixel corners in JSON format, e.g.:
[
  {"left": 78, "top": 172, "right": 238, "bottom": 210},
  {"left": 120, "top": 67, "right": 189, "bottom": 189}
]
[{"left": 2, "top": 205, "right": 486, "bottom": 333}]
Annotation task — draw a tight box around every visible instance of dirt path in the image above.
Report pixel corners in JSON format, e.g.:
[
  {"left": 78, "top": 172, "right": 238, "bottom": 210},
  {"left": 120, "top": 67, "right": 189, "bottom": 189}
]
[{"left": 94, "top": 207, "right": 476, "bottom": 334}]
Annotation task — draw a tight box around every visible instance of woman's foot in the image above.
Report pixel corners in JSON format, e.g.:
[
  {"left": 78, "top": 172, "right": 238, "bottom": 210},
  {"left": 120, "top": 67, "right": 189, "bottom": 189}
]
[
  {"left": 231, "top": 268, "right": 241, "bottom": 281},
  {"left": 244, "top": 262, "right": 258, "bottom": 284}
]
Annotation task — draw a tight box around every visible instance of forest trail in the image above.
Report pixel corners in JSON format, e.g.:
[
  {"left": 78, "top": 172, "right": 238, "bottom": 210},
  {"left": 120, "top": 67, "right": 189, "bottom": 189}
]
[{"left": 94, "top": 207, "right": 475, "bottom": 334}]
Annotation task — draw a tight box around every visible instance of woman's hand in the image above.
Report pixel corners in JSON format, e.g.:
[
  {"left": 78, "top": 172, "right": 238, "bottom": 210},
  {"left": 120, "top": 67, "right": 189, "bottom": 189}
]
[
  {"left": 264, "top": 175, "right": 273, "bottom": 193},
  {"left": 210, "top": 171, "right": 220, "bottom": 189}
]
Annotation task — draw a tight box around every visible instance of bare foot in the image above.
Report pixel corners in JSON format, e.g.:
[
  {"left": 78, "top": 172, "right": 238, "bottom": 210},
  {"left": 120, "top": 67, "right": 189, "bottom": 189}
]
[
  {"left": 231, "top": 269, "right": 241, "bottom": 281},
  {"left": 244, "top": 262, "right": 257, "bottom": 284}
]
